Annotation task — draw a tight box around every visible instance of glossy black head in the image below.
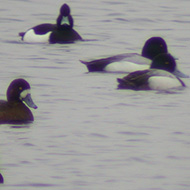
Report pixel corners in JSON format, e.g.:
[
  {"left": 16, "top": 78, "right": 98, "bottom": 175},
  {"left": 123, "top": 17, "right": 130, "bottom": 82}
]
[
  {"left": 142, "top": 37, "right": 168, "bottom": 60},
  {"left": 150, "top": 53, "right": 176, "bottom": 73},
  {"left": 57, "top": 4, "right": 73, "bottom": 29},
  {"left": 60, "top": 4, "right": 70, "bottom": 16},
  {"left": 6, "top": 79, "right": 37, "bottom": 109}
]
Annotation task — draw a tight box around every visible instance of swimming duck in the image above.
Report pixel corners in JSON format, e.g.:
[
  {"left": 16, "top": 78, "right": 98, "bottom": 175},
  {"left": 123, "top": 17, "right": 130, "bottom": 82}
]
[
  {"left": 81, "top": 37, "right": 168, "bottom": 72},
  {"left": 19, "top": 4, "right": 82, "bottom": 43},
  {"left": 0, "top": 173, "right": 3, "bottom": 183},
  {"left": 117, "top": 53, "right": 186, "bottom": 91},
  {"left": 0, "top": 79, "right": 37, "bottom": 124}
]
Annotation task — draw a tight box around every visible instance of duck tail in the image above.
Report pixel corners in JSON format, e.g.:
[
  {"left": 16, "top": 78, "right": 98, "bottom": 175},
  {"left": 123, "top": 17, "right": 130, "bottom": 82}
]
[
  {"left": 19, "top": 32, "right": 25, "bottom": 37},
  {"left": 80, "top": 60, "right": 88, "bottom": 65},
  {"left": 117, "top": 78, "right": 134, "bottom": 89},
  {"left": 18, "top": 32, "right": 25, "bottom": 40},
  {"left": 80, "top": 60, "right": 103, "bottom": 72},
  {"left": 81, "top": 58, "right": 111, "bottom": 72},
  {"left": 117, "top": 78, "right": 127, "bottom": 88}
]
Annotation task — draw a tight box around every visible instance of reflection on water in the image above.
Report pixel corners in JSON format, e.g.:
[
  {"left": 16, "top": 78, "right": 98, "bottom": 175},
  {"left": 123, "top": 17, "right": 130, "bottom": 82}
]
[{"left": 0, "top": 0, "right": 190, "bottom": 190}]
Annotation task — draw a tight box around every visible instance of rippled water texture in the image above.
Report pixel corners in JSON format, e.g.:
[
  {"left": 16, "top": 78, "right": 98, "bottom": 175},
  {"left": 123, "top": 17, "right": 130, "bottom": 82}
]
[{"left": 1, "top": 0, "right": 190, "bottom": 189}]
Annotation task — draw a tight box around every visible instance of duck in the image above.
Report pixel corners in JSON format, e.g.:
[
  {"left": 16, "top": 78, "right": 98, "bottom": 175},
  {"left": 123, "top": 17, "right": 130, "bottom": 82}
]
[
  {"left": 117, "top": 53, "right": 187, "bottom": 91},
  {"left": 0, "top": 79, "right": 37, "bottom": 124},
  {"left": 81, "top": 37, "right": 169, "bottom": 72},
  {"left": 19, "top": 3, "right": 82, "bottom": 43},
  {"left": 0, "top": 173, "right": 3, "bottom": 183}
]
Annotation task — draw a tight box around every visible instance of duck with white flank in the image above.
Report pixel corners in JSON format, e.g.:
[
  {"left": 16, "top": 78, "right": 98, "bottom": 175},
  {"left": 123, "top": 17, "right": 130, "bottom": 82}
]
[
  {"left": 19, "top": 4, "right": 82, "bottom": 43},
  {"left": 117, "top": 53, "right": 187, "bottom": 91},
  {"left": 81, "top": 37, "right": 169, "bottom": 73}
]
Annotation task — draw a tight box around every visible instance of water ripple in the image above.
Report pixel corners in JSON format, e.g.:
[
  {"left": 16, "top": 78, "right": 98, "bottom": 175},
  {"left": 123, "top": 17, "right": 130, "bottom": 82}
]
[{"left": 118, "top": 131, "right": 149, "bottom": 136}]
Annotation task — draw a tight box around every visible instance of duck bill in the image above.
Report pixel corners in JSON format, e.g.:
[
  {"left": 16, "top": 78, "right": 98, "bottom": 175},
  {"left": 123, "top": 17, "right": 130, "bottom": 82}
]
[
  {"left": 173, "top": 68, "right": 189, "bottom": 78},
  {"left": 23, "top": 94, "right": 38, "bottom": 109}
]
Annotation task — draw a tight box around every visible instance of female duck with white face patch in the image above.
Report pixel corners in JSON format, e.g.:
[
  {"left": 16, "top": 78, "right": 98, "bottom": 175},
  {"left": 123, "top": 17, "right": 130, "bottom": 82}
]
[
  {"left": 19, "top": 4, "right": 82, "bottom": 43},
  {"left": 0, "top": 78, "right": 37, "bottom": 124}
]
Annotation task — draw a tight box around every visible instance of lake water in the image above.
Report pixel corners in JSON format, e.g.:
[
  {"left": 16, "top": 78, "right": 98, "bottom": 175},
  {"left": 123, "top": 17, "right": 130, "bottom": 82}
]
[{"left": 1, "top": 0, "right": 190, "bottom": 189}]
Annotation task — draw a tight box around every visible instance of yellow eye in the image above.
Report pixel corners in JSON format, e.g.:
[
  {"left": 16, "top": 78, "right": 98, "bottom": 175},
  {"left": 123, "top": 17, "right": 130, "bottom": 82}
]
[
  {"left": 165, "top": 62, "right": 170, "bottom": 65},
  {"left": 19, "top": 87, "right": 22, "bottom": 90}
]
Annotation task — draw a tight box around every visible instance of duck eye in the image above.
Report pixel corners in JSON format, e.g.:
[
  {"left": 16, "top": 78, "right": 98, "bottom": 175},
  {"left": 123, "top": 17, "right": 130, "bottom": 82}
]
[
  {"left": 160, "top": 44, "right": 163, "bottom": 47},
  {"left": 19, "top": 87, "right": 23, "bottom": 91},
  {"left": 165, "top": 62, "right": 170, "bottom": 65}
]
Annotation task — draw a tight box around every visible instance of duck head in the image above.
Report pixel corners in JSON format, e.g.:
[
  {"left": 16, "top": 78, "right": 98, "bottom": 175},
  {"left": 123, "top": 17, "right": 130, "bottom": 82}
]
[
  {"left": 57, "top": 4, "right": 73, "bottom": 29},
  {"left": 151, "top": 53, "right": 189, "bottom": 78},
  {"left": 142, "top": 37, "right": 168, "bottom": 60},
  {"left": 7, "top": 78, "right": 38, "bottom": 109}
]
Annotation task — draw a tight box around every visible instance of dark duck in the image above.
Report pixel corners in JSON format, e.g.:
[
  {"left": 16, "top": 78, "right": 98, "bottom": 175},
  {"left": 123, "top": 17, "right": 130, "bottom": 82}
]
[
  {"left": 0, "top": 79, "right": 37, "bottom": 124},
  {"left": 117, "top": 53, "right": 187, "bottom": 91},
  {"left": 81, "top": 37, "right": 169, "bottom": 73},
  {"left": 19, "top": 4, "right": 82, "bottom": 43}
]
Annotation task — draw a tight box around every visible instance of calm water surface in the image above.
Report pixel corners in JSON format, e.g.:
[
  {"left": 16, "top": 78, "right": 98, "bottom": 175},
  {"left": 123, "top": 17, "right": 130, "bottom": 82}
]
[{"left": 1, "top": 0, "right": 190, "bottom": 189}]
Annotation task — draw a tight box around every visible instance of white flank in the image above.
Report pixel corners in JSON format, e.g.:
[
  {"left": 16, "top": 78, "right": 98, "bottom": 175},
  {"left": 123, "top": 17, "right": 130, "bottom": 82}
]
[
  {"left": 105, "top": 61, "right": 148, "bottom": 73},
  {"left": 148, "top": 76, "right": 181, "bottom": 90},
  {"left": 23, "top": 29, "right": 51, "bottom": 43}
]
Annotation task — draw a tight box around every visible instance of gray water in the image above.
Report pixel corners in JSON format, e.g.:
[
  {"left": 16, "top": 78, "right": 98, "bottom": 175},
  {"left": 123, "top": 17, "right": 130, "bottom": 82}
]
[{"left": 1, "top": 0, "right": 190, "bottom": 189}]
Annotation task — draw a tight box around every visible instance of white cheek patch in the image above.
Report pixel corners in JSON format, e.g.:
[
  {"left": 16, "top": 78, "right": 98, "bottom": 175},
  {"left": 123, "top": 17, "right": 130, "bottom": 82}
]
[
  {"left": 20, "top": 89, "right": 31, "bottom": 100},
  {"left": 23, "top": 29, "right": 51, "bottom": 43}
]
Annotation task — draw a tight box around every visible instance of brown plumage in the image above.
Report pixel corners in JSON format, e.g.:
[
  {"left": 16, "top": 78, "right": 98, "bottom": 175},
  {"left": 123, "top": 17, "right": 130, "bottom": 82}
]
[{"left": 0, "top": 79, "right": 37, "bottom": 124}]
